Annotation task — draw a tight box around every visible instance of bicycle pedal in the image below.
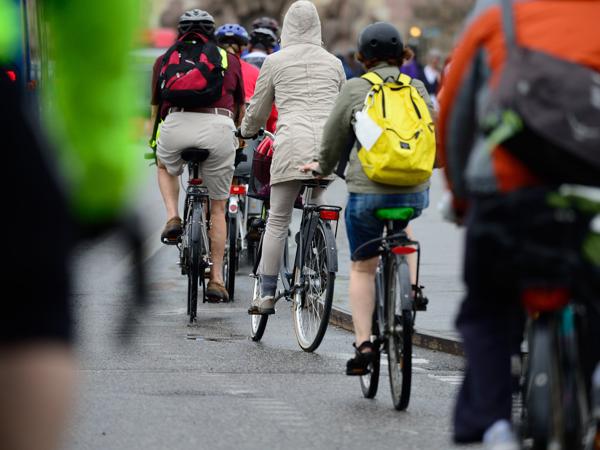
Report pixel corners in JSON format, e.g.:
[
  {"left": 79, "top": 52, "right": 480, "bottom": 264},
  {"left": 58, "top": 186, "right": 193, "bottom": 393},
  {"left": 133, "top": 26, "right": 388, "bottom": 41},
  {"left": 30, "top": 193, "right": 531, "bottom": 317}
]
[{"left": 414, "top": 296, "right": 429, "bottom": 311}]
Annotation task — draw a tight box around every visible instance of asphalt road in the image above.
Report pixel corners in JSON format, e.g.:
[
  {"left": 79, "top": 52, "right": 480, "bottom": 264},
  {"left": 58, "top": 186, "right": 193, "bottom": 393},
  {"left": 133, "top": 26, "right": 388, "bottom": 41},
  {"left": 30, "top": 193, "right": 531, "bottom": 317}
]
[
  {"left": 66, "top": 231, "right": 480, "bottom": 450},
  {"left": 60, "top": 168, "right": 480, "bottom": 450}
]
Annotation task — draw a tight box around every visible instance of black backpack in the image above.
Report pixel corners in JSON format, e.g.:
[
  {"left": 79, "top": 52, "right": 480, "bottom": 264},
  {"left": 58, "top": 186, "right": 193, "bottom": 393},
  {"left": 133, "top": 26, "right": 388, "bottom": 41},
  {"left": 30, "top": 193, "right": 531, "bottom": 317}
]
[
  {"left": 158, "top": 32, "right": 227, "bottom": 108},
  {"left": 482, "top": 0, "right": 600, "bottom": 186}
]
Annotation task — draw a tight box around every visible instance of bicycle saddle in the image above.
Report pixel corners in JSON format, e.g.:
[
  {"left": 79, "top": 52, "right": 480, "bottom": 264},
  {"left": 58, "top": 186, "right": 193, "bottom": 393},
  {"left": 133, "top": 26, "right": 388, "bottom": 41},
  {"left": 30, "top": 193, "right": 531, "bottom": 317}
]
[
  {"left": 181, "top": 148, "right": 210, "bottom": 163},
  {"left": 375, "top": 207, "right": 414, "bottom": 221},
  {"left": 302, "top": 179, "right": 330, "bottom": 188}
]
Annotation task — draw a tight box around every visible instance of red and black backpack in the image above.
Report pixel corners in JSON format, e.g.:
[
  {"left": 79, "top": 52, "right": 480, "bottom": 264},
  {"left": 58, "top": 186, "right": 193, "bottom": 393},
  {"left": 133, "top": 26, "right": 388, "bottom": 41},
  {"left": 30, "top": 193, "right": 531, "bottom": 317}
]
[{"left": 158, "top": 31, "right": 228, "bottom": 107}]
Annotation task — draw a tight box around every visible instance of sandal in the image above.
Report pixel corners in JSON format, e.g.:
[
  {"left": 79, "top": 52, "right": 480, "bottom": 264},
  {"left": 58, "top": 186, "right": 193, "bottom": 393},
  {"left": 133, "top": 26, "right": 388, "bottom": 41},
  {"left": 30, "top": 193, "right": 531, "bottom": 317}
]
[
  {"left": 161, "top": 217, "right": 183, "bottom": 244},
  {"left": 346, "top": 341, "right": 378, "bottom": 376}
]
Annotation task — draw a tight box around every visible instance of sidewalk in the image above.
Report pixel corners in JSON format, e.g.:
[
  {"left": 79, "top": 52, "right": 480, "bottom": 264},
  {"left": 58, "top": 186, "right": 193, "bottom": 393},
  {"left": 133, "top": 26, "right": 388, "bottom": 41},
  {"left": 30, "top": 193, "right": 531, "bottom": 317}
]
[{"left": 317, "top": 171, "right": 466, "bottom": 355}]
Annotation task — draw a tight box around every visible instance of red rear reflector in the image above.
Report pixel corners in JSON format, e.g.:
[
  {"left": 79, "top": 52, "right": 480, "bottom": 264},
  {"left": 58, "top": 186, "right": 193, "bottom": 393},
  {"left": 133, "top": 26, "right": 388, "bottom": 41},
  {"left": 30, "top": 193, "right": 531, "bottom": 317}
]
[
  {"left": 319, "top": 210, "right": 339, "bottom": 220},
  {"left": 230, "top": 185, "right": 246, "bottom": 195},
  {"left": 391, "top": 246, "right": 417, "bottom": 255},
  {"left": 189, "top": 178, "right": 202, "bottom": 185},
  {"left": 6, "top": 70, "right": 16, "bottom": 82},
  {"left": 522, "top": 288, "right": 570, "bottom": 313}
]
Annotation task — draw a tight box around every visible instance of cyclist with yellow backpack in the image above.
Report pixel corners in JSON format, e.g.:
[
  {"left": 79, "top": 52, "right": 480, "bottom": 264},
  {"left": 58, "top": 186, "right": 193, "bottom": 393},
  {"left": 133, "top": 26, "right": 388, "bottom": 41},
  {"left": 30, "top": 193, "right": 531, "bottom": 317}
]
[{"left": 301, "top": 22, "right": 436, "bottom": 374}]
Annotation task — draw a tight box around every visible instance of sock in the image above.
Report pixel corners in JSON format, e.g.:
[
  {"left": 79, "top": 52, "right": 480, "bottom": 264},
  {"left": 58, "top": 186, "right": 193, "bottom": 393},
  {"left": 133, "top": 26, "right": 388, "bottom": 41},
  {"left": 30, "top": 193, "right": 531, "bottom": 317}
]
[{"left": 259, "top": 275, "right": 277, "bottom": 297}]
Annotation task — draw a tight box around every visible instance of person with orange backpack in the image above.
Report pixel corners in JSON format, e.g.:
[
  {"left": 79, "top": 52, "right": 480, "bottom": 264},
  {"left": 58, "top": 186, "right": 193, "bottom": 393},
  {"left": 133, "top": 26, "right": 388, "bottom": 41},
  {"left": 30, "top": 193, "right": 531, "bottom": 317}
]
[
  {"left": 438, "top": 1, "right": 600, "bottom": 448},
  {"left": 150, "top": 9, "right": 246, "bottom": 302}
]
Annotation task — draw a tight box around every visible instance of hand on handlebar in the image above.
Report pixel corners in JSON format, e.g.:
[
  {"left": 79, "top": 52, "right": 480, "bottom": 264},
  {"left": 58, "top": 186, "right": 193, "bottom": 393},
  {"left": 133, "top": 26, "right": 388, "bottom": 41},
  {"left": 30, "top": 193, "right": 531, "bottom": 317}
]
[{"left": 235, "top": 127, "right": 265, "bottom": 140}]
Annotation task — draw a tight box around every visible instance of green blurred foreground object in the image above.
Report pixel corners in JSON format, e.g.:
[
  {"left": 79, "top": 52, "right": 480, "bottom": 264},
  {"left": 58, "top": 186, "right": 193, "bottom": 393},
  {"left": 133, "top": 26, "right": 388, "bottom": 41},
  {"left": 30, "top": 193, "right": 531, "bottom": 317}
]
[
  {"left": 0, "top": 0, "right": 18, "bottom": 60},
  {"left": 43, "top": 0, "right": 142, "bottom": 225}
]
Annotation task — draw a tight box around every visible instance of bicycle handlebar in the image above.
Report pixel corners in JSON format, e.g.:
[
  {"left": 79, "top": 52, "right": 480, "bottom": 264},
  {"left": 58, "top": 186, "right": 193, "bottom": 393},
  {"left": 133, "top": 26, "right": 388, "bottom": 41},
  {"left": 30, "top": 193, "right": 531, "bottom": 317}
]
[{"left": 235, "top": 127, "right": 275, "bottom": 141}]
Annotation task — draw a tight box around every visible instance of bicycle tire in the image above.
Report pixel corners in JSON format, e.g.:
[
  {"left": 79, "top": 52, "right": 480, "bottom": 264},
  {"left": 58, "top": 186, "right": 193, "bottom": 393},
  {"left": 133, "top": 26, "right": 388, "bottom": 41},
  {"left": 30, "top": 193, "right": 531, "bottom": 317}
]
[
  {"left": 187, "top": 203, "right": 203, "bottom": 322},
  {"left": 386, "top": 256, "right": 413, "bottom": 411},
  {"left": 360, "top": 310, "right": 381, "bottom": 399},
  {"left": 292, "top": 220, "right": 335, "bottom": 353},
  {"left": 525, "top": 314, "right": 561, "bottom": 449},
  {"left": 250, "top": 275, "right": 269, "bottom": 341},
  {"left": 224, "top": 214, "right": 237, "bottom": 301},
  {"left": 250, "top": 234, "right": 268, "bottom": 341}
]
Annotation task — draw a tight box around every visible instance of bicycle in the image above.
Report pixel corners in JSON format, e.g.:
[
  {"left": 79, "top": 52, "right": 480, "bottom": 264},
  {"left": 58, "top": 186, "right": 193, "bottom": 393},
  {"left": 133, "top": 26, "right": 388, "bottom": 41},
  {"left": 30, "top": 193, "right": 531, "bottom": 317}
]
[
  {"left": 172, "top": 148, "right": 212, "bottom": 323},
  {"left": 354, "top": 207, "right": 428, "bottom": 411},
  {"left": 223, "top": 147, "right": 252, "bottom": 302},
  {"left": 249, "top": 177, "right": 341, "bottom": 352},
  {"left": 512, "top": 186, "right": 600, "bottom": 450}
]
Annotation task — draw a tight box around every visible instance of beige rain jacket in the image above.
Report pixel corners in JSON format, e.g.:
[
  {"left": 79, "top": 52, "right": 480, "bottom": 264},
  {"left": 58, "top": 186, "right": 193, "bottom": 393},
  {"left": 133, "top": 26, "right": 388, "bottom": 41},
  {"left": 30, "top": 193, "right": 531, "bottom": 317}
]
[{"left": 240, "top": 0, "right": 346, "bottom": 185}]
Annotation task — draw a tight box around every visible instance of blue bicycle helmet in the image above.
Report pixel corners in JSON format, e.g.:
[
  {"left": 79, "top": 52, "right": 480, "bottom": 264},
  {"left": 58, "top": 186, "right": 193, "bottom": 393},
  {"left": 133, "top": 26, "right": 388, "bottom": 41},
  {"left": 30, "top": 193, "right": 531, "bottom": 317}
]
[{"left": 215, "top": 24, "right": 249, "bottom": 46}]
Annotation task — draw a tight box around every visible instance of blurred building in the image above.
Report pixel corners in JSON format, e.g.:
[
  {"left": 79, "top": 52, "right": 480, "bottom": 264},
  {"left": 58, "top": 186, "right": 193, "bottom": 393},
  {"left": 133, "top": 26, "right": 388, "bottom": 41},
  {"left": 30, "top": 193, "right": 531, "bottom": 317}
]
[{"left": 143, "top": 0, "right": 474, "bottom": 54}]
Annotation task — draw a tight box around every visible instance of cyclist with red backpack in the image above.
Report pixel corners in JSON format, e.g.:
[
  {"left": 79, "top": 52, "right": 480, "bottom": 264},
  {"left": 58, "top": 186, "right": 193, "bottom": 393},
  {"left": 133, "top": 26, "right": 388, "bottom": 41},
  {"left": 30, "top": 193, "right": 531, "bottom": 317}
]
[{"left": 150, "top": 9, "right": 245, "bottom": 302}]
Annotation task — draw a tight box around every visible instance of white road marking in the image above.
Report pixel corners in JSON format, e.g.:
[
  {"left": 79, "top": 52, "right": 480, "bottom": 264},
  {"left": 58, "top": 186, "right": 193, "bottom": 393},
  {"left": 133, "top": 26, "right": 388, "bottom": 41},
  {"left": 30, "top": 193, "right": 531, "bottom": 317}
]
[{"left": 428, "top": 373, "right": 464, "bottom": 386}]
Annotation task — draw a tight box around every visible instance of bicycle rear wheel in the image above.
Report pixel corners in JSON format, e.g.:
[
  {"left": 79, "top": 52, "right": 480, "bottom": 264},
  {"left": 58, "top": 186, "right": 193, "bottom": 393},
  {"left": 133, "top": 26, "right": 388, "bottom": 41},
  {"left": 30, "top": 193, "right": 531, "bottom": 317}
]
[
  {"left": 360, "top": 311, "right": 381, "bottom": 399},
  {"left": 386, "top": 256, "right": 413, "bottom": 411},
  {"left": 524, "top": 315, "right": 561, "bottom": 449},
  {"left": 292, "top": 221, "right": 335, "bottom": 352},
  {"left": 223, "top": 214, "right": 237, "bottom": 301},
  {"left": 187, "top": 204, "right": 203, "bottom": 322}
]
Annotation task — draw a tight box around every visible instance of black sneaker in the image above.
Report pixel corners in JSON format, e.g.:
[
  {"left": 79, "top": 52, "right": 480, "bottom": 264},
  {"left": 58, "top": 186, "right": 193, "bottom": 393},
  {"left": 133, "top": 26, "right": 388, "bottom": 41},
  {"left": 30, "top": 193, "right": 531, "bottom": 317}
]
[{"left": 346, "top": 341, "right": 378, "bottom": 376}]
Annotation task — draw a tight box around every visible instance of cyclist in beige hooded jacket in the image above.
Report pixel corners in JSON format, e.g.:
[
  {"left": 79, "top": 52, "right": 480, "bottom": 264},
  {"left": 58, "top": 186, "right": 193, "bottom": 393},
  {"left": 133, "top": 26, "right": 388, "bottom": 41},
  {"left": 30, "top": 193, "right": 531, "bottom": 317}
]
[{"left": 240, "top": 0, "right": 345, "bottom": 314}]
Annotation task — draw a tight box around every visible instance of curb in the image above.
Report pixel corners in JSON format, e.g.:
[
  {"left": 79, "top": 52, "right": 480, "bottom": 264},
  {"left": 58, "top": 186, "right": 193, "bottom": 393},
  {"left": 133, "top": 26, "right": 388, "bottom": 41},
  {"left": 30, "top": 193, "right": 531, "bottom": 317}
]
[{"left": 330, "top": 306, "right": 464, "bottom": 357}]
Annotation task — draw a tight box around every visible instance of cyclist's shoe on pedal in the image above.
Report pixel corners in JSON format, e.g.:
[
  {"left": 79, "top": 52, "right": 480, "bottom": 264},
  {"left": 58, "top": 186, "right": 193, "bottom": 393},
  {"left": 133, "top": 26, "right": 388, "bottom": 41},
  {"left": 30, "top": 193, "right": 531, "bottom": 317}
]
[
  {"left": 346, "top": 341, "right": 378, "bottom": 376},
  {"left": 161, "top": 217, "right": 183, "bottom": 244},
  {"left": 206, "top": 281, "right": 229, "bottom": 303},
  {"left": 413, "top": 284, "right": 429, "bottom": 311},
  {"left": 482, "top": 420, "right": 519, "bottom": 450},
  {"left": 247, "top": 296, "right": 275, "bottom": 315}
]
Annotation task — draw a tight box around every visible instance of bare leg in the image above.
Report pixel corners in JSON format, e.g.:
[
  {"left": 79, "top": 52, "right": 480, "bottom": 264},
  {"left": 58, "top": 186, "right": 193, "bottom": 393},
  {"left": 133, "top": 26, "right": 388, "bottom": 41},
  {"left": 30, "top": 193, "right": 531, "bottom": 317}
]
[
  {"left": 349, "top": 257, "right": 379, "bottom": 345},
  {"left": 405, "top": 224, "right": 417, "bottom": 285},
  {"left": 0, "top": 344, "right": 75, "bottom": 450},
  {"left": 209, "top": 199, "right": 227, "bottom": 284},
  {"left": 157, "top": 162, "right": 180, "bottom": 219}
]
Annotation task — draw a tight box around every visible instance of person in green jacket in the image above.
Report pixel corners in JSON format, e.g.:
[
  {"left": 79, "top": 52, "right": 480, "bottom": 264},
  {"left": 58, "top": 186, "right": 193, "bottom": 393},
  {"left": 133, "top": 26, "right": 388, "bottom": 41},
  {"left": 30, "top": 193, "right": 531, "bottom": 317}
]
[
  {"left": 1, "top": 1, "right": 141, "bottom": 449},
  {"left": 301, "top": 22, "right": 435, "bottom": 375}
]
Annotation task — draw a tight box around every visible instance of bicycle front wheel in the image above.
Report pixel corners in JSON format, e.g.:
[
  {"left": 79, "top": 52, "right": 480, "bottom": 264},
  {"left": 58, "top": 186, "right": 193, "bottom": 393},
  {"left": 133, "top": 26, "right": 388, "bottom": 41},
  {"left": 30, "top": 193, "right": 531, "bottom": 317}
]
[
  {"left": 250, "top": 275, "right": 269, "bottom": 341},
  {"left": 360, "top": 310, "right": 381, "bottom": 399},
  {"left": 386, "top": 256, "right": 413, "bottom": 411},
  {"left": 292, "top": 221, "right": 335, "bottom": 352},
  {"left": 223, "top": 214, "right": 237, "bottom": 301}
]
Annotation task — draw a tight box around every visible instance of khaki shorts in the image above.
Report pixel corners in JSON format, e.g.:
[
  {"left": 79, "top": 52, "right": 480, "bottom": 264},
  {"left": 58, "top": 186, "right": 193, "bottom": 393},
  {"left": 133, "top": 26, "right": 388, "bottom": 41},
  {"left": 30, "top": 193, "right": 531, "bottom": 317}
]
[{"left": 157, "top": 111, "right": 237, "bottom": 200}]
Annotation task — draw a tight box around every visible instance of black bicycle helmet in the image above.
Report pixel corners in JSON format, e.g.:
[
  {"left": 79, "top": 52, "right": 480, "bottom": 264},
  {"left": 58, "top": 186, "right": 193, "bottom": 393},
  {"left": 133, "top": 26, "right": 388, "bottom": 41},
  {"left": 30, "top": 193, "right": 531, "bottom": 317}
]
[
  {"left": 252, "top": 17, "right": 280, "bottom": 35},
  {"left": 178, "top": 9, "right": 215, "bottom": 36},
  {"left": 249, "top": 27, "right": 277, "bottom": 51},
  {"left": 357, "top": 22, "right": 404, "bottom": 61}
]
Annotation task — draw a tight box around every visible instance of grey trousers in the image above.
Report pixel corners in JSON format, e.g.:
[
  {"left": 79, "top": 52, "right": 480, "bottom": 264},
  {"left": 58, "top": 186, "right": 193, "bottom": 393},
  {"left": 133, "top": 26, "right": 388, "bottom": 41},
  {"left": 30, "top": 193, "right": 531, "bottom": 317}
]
[{"left": 258, "top": 180, "right": 325, "bottom": 277}]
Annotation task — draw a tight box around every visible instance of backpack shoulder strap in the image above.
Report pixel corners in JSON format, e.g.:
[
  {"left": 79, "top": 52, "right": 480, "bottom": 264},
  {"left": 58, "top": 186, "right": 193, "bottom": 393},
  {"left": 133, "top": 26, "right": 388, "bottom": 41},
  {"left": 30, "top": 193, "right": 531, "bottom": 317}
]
[
  {"left": 361, "top": 71, "right": 384, "bottom": 85},
  {"left": 398, "top": 73, "right": 412, "bottom": 86},
  {"left": 500, "top": 0, "right": 517, "bottom": 52}
]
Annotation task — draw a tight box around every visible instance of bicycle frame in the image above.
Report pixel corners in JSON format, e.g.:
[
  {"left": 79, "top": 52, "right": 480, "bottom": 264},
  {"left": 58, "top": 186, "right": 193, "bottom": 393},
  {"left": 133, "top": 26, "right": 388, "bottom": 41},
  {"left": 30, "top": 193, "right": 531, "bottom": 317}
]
[
  {"left": 179, "top": 160, "right": 211, "bottom": 313},
  {"left": 373, "top": 225, "right": 421, "bottom": 334},
  {"left": 272, "top": 185, "right": 341, "bottom": 304}
]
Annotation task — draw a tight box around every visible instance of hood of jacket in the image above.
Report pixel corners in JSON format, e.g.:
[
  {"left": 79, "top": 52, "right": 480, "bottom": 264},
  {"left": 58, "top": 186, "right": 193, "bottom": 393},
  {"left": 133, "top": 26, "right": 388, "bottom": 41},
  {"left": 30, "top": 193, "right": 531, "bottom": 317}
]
[{"left": 280, "top": 1, "right": 322, "bottom": 48}]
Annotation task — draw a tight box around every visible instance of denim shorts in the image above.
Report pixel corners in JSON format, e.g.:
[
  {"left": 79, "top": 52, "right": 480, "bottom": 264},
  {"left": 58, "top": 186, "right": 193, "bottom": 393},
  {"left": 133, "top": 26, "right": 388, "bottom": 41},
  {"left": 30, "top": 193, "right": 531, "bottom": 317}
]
[{"left": 345, "top": 190, "right": 429, "bottom": 261}]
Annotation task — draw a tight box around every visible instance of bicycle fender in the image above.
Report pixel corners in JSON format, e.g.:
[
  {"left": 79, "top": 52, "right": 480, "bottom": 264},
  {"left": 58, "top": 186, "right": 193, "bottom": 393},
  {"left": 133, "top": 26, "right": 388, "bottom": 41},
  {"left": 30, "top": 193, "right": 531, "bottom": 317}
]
[{"left": 321, "top": 221, "right": 338, "bottom": 272}]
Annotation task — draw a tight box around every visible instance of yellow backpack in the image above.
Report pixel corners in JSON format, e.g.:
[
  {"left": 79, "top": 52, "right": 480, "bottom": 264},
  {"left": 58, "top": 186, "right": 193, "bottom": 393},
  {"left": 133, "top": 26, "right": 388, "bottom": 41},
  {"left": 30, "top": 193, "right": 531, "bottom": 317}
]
[{"left": 356, "top": 72, "right": 436, "bottom": 186}]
